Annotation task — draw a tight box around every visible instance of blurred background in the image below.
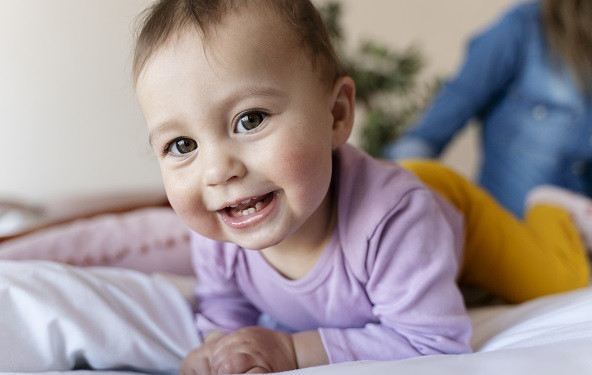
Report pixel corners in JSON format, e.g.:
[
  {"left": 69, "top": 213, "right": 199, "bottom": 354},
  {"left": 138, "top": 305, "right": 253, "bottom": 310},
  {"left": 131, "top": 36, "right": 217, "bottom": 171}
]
[{"left": 0, "top": 0, "right": 514, "bottom": 203}]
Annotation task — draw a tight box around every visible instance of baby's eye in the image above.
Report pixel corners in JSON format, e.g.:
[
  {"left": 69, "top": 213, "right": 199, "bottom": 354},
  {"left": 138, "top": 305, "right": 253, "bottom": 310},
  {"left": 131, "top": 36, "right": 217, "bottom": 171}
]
[
  {"left": 235, "top": 112, "right": 267, "bottom": 133},
  {"left": 166, "top": 137, "right": 197, "bottom": 156}
]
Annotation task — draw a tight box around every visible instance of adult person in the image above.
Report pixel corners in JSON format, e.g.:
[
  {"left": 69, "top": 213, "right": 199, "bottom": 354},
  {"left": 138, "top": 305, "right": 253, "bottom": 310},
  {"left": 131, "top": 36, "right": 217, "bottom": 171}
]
[{"left": 386, "top": 0, "right": 592, "bottom": 217}]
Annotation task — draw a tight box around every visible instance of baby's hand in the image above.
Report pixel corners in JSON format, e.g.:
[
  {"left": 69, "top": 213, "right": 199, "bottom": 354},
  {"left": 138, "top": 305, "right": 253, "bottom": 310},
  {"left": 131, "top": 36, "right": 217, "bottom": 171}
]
[{"left": 180, "top": 327, "right": 297, "bottom": 374}]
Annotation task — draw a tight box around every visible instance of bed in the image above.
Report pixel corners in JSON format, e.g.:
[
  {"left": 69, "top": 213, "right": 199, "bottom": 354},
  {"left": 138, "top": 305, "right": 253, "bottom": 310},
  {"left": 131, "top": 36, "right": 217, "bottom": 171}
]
[{"left": 1, "top": 203, "right": 592, "bottom": 374}]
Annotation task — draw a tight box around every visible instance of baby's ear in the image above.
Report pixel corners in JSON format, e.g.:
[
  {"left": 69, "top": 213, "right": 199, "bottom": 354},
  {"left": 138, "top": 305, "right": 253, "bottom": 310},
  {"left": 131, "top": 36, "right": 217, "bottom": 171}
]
[{"left": 330, "top": 76, "right": 356, "bottom": 149}]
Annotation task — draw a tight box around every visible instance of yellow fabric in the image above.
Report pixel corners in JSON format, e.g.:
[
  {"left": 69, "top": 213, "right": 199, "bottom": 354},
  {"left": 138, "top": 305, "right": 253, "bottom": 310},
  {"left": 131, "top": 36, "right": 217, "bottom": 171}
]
[{"left": 400, "top": 159, "right": 589, "bottom": 303}]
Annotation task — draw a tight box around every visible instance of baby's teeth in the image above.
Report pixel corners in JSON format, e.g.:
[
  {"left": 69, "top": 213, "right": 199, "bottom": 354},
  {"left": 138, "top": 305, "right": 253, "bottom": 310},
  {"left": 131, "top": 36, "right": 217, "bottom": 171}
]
[
  {"left": 241, "top": 207, "right": 256, "bottom": 216},
  {"left": 233, "top": 195, "right": 268, "bottom": 216}
]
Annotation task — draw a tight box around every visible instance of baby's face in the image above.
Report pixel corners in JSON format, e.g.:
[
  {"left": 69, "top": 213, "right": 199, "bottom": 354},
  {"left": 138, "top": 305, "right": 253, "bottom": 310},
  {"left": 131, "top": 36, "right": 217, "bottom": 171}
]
[{"left": 136, "top": 8, "right": 342, "bottom": 251}]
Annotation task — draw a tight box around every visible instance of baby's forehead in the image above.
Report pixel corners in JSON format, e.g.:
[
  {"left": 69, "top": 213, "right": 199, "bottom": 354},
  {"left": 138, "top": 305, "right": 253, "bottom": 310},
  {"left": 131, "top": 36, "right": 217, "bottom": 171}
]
[
  {"left": 178, "top": 11, "right": 307, "bottom": 67},
  {"left": 135, "top": 1, "right": 334, "bottom": 91},
  {"left": 157, "top": 7, "right": 297, "bottom": 57},
  {"left": 203, "top": 7, "right": 298, "bottom": 48},
  {"left": 139, "top": 13, "right": 319, "bottom": 90}
]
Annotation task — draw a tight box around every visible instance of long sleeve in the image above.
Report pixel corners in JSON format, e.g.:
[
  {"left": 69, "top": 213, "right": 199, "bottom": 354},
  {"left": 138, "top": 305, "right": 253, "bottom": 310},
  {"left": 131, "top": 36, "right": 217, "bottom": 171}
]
[
  {"left": 319, "top": 188, "right": 471, "bottom": 363},
  {"left": 386, "top": 4, "right": 528, "bottom": 159},
  {"left": 191, "top": 234, "right": 260, "bottom": 337}
]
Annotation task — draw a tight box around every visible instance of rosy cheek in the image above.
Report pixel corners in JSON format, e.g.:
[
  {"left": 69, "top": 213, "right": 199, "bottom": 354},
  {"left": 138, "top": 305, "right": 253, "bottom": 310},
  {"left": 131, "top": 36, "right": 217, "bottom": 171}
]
[
  {"left": 162, "top": 178, "right": 192, "bottom": 216},
  {"left": 278, "top": 144, "right": 332, "bottom": 203},
  {"left": 167, "top": 187, "right": 193, "bottom": 213}
]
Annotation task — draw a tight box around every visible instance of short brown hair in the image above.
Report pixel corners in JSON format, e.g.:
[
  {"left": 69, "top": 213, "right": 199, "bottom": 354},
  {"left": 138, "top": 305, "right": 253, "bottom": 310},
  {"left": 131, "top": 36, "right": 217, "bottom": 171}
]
[{"left": 132, "top": 0, "right": 345, "bottom": 87}]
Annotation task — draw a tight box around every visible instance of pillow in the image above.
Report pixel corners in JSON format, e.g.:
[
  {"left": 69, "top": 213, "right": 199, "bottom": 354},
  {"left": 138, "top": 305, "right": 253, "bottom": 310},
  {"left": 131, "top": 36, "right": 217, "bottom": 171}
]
[
  {"left": 0, "top": 207, "right": 194, "bottom": 276},
  {"left": 0, "top": 260, "right": 200, "bottom": 373}
]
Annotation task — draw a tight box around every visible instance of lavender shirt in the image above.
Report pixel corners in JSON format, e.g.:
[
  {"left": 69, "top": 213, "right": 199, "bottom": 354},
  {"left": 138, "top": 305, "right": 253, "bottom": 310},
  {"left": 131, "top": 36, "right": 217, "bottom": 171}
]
[{"left": 191, "top": 144, "right": 471, "bottom": 363}]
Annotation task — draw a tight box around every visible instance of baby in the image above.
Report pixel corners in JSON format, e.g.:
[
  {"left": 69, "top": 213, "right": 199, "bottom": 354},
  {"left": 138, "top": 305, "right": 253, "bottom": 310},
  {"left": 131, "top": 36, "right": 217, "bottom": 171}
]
[{"left": 133, "top": 0, "right": 592, "bottom": 373}]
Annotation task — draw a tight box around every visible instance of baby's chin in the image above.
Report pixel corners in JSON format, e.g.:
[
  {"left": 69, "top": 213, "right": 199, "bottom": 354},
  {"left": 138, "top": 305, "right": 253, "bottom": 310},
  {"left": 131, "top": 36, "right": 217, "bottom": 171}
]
[
  {"left": 190, "top": 227, "right": 282, "bottom": 251},
  {"left": 230, "top": 236, "right": 285, "bottom": 252},
  {"left": 188, "top": 213, "right": 293, "bottom": 250}
]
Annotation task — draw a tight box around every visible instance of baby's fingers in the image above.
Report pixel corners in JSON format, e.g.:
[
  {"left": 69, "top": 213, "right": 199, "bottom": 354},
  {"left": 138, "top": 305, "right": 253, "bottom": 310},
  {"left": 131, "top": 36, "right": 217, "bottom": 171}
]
[
  {"left": 245, "top": 367, "right": 268, "bottom": 373},
  {"left": 213, "top": 352, "right": 270, "bottom": 374},
  {"left": 180, "top": 347, "right": 213, "bottom": 375}
]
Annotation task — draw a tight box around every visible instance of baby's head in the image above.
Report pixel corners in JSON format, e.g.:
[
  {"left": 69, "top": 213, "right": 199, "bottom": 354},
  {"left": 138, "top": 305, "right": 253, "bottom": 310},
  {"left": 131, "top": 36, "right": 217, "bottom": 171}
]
[
  {"left": 133, "top": 0, "right": 355, "bottom": 251},
  {"left": 133, "top": 0, "right": 345, "bottom": 89}
]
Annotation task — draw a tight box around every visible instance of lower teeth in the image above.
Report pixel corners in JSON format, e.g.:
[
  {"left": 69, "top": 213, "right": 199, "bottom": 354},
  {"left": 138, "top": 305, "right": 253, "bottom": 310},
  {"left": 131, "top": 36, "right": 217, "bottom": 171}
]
[
  {"left": 240, "top": 201, "right": 263, "bottom": 216},
  {"left": 242, "top": 207, "right": 255, "bottom": 216}
]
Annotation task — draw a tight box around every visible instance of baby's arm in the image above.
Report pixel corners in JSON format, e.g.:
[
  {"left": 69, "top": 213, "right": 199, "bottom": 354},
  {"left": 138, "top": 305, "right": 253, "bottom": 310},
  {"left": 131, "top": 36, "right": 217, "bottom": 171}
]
[{"left": 320, "top": 189, "right": 471, "bottom": 362}]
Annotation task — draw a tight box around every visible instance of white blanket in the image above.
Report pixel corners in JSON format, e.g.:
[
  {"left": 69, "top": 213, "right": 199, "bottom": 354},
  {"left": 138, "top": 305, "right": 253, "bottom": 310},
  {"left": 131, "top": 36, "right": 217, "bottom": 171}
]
[
  {"left": 0, "top": 261, "right": 199, "bottom": 374},
  {"left": 1, "top": 260, "right": 592, "bottom": 374}
]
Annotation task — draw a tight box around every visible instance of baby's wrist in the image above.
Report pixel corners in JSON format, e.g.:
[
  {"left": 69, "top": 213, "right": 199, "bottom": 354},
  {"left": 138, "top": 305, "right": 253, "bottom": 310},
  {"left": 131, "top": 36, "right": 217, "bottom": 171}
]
[{"left": 292, "top": 330, "right": 329, "bottom": 369}]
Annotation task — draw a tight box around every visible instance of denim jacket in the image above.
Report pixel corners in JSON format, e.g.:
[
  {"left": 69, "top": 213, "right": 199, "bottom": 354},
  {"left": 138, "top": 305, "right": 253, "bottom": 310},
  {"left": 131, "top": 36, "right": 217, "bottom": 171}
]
[{"left": 386, "top": 1, "right": 592, "bottom": 217}]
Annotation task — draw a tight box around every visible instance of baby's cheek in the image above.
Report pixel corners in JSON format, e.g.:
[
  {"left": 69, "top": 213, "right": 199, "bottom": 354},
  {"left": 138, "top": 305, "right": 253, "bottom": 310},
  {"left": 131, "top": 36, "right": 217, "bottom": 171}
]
[
  {"left": 277, "top": 144, "right": 332, "bottom": 204},
  {"left": 165, "top": 192, "right": 192, "bottom": 225},
  {"left": 163, "top": 181, "right": 198, "bottom": 223},
  {"left": 164, "top": 184, "right": 223, "bottom": 241}
]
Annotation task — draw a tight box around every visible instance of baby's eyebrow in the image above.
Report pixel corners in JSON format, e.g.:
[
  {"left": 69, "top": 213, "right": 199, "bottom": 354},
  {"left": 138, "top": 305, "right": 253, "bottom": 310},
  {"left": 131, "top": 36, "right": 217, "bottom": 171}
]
[
  {"left": 148, "top": 121, "right": 178, "bottom": 147},
  {"left": 242, "top": 86, "right": 286, "bottom": 98},
  {"left": 225, "top": 85, "right": 288, "bottom": 105}
]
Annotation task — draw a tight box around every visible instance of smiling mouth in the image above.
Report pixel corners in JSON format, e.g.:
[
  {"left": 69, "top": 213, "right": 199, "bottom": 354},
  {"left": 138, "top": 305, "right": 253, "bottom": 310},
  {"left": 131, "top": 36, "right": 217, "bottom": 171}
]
[{"left": 223, "top": 192, "right": 275, "bottom": 218}]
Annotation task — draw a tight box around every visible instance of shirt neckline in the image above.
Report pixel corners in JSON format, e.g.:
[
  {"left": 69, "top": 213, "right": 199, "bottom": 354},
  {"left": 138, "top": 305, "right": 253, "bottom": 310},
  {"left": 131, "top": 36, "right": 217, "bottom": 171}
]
[{"left": 250, "top": 229, "right": 339, "bottom": 294}]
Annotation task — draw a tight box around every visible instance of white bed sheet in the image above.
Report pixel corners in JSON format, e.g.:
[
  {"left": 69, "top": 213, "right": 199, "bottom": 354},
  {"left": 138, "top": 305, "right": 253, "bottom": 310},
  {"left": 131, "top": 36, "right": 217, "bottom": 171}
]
[{"left": 1, "top": 260, "right": 592, "bottom": 375}]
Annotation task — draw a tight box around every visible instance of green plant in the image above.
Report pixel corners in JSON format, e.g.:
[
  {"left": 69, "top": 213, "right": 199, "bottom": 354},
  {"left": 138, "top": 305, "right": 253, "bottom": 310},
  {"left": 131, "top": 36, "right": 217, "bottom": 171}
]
[{"left": 319, "top": 2, "right": 439, "bottom": 157}]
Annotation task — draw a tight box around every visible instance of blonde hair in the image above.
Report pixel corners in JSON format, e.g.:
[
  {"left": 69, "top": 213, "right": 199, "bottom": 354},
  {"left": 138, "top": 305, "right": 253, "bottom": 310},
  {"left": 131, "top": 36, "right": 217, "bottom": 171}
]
[
  {"left": 542, "top": 0, "right": 592, "bottom": 92},
  {"left": 132, "top": 0, "right": 345, "bottom": 86}
]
